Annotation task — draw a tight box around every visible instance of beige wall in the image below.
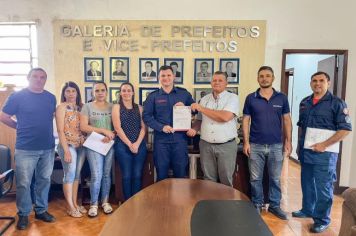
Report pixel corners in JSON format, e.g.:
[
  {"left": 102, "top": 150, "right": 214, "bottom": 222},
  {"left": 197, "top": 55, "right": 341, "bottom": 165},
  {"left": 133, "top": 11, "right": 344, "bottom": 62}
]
[
  {"left": 1, "top": 0, "right": 355, "bottom": 187},
  {"left": 53, "top": 20, "right": 266, "bottom": 107}
]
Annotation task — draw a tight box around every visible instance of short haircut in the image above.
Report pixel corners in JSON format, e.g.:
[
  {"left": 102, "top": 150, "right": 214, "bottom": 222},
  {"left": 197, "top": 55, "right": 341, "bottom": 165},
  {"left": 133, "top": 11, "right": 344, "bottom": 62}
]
[
  {"left": 311, "top": 71, "right": 330, "bottom": 81},
  {"left": 27, "top": 67, "right": 47, "bottom": 79},
  {"left": 159, "top": 65, "right": 173, "bottom": 74},
  {"left": 145, "top": 61, "right": 153, "bottom": 67},
  {"left": 213, "top": 70, "right": 228, "bottom": 80},
  {"left": 200, "top": 61, "right": 209, "bottom": 67},
  {"left": 226, "top": 61, "right": 233, "bottom": 66},
  {"left": 257, "top": 66, "right": 274, "bottom": 76},
  {"left": 90, "top": 61, "right": 99, "bottom": 66},
  {"left": 170, "top": 62, "right": 178, "bottom": 67},
  {"left": 116, "top": 60, "right": 124, "bottom": 66}
]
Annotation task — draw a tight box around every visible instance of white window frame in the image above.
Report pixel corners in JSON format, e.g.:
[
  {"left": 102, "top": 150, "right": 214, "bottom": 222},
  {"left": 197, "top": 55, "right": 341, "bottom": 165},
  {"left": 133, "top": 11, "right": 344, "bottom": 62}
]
[{"left": 0, "top": 22, "right": 37, "bottom": 88}]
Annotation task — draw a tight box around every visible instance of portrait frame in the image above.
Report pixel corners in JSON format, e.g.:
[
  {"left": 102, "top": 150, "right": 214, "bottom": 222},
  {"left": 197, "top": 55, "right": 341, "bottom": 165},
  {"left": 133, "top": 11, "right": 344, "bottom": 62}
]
[
  {"left": 194, "top": 88, "right": 212, "bottom": 103},
  {"left": 84, "top": 57, "right": 104, "bottom": 83},
  {"left": 139, "top": 58, "right": 159, "bottom": 84},
  {"left": 84, "top": 87, "right": 93, "bottom": 103},
  {"left": 194, "top": 58, "right": 214, "bottom": 84},
  {"left": 110, "top": 57, "right": 129, "bottom": 83},
  {"left": 219, "top": 58, "right": 240, "bottom": 84},
  {"left": 226, "top": 86, "right": 239, "bottom": 95},
  {"left": 139, "top": 87, "right": 159, "bottom": 105},
  {"left": 164, "top": 58, "right": 184, "bottom": 84},
  {"left": 109, "top": 87, "right": 121, "bottom": 104}
]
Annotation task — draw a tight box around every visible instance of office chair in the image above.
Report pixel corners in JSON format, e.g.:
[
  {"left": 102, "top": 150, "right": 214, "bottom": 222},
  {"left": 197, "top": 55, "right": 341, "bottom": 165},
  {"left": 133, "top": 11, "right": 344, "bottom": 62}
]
[{"left": 0, "top": 144, "right": 16, "bottom": 235}]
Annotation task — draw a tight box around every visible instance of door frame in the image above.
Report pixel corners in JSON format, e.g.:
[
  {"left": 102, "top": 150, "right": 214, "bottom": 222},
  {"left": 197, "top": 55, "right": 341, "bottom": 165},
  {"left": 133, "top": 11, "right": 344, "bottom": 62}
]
[{"left": 280, "top": 49, "right": 349, "bottom": 194}]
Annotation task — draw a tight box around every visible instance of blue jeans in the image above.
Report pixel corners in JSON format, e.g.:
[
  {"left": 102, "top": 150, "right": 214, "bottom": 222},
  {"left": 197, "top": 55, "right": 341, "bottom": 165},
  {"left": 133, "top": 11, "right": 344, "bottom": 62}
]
[
  {"left": 57, "top": 144, "right": 86, "bottom": 183},
  {"left": 248, "top": 143, "right": 284, "bottom": 208},
  {"left": 86, "top": 148, "right": 114, "bottom": 205},
  {"left": 115, "top": 140, "right": 147, "bottom": 200},
  {"left": 14, "top": 148, "right": 55, "bottom": 216}
]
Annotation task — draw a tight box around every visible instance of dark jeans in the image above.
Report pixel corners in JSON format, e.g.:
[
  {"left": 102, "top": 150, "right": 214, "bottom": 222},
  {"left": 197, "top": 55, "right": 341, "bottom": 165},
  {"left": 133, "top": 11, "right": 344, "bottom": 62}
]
[{"left": 115, "top": 140, "right": 147, "bottom": 200}]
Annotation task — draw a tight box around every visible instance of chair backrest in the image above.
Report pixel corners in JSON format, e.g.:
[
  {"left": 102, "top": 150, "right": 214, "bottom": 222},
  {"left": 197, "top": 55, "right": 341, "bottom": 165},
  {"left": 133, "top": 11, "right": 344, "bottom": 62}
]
[{"left": 0, "top": 144, "right": 11, "bottom": 173}]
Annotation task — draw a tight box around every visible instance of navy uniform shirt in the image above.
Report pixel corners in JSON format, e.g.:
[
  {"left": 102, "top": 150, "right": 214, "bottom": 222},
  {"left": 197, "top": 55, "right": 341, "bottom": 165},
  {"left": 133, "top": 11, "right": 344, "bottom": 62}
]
[
  {"left": 143, "top": 86, "right": 195, "bottom": 143},
  {"left": 243, "top": 88, "right": 290, "bottom": 145},
  {"left": 297, "top": 91, "right": 352, "bottom": 165}
]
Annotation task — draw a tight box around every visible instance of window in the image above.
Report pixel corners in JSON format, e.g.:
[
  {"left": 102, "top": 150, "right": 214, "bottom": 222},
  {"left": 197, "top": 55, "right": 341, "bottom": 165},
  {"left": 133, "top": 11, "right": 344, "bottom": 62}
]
[{"left": 0, "top": 23, "right": 37, "bottom": 88}]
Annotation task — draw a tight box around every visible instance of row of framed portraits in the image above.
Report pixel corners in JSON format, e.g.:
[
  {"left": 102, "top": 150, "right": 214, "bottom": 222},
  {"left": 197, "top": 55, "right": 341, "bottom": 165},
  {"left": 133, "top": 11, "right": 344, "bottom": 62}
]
[
  {"left": 84, "top": 57, "right": 240, "bottom": 84},
  {"left": 84, "top": 86, "right": 239, "bottom": 105}
]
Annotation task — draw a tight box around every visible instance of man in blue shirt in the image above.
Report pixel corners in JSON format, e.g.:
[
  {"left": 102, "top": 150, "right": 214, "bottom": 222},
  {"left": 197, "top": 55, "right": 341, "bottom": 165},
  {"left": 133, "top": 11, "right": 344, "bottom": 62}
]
[
  {"left": 242, "top": 66, "right": 292, "bottom": 220},
  {"left": 0, "top": 68, "right": 57, "bottom": 230},
  {"left": 143, "top": 65, "right": 195, "bottom": 181},
  {"left": 292, "top": 71, "right": 352, "bottom": 233}
]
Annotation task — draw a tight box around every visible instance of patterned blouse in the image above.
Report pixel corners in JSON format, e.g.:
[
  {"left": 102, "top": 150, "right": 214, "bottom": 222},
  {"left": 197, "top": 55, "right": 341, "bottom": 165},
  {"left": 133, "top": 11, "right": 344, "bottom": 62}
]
[{"left": 64, "top": 103, "right": 85, "bottom": 147}]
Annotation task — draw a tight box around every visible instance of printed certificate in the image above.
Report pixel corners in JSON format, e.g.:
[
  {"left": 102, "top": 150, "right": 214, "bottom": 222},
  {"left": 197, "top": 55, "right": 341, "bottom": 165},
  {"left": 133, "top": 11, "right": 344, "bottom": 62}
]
[
  {"left": 304, "top": 127, "right": 339, "bottom": 153},
  {"left": 83, "top": 131, "right": 114, "bottom": 155},
  {"left": 173, "top": 106, "right": 191, "bottom": 131}
]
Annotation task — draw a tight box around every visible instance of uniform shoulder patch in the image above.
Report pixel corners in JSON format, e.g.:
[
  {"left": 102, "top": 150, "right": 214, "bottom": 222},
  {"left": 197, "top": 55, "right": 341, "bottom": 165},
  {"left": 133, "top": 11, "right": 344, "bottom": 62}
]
[
  {"left": 345, "top": 116, "right": 352, "bottom": 123},
  {"left": 343, "top": 108, "right": 349, "bottom": 115}
]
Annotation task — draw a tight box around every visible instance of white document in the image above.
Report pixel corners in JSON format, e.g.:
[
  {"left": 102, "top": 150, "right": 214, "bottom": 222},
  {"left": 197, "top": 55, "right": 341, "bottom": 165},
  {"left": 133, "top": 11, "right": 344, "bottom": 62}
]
[
  {"left": 304, "top": 127, "right": 339, "bottom": 153},
  {"left": 83, "top": 131, "right": 114, "bottom": 156},
  {"left": 173, "top": 106, "right": 191, "bottom": 131}
]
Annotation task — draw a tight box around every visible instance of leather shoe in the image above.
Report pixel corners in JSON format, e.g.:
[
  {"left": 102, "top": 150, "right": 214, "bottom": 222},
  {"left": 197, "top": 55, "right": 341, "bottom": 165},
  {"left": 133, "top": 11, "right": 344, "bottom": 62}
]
[
  {"left": 35, "top": 211, "right": 56, "bottom": 223},
  {"left": 17, "top": 215, "right": 29, "bottom": 230},
  {"left": 310, "top": 223, "right": 329, "bottom": 233},
  {"left": 268, "top": 207, "right": 288, "bottom": 220},
  {"left": 292, "top": 210, "right": 311, "bottom": 218}
]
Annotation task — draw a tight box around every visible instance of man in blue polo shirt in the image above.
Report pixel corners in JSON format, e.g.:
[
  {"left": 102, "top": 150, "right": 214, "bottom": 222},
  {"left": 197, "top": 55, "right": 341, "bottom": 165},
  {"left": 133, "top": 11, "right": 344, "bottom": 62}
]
[
  {"left": 242, "top": 66, "right": 292, "bottom": 220},
  {"left": 292, "top": 71, "right": 351, "bottom": 233},
  {"left": 0, "top": 68, "right": 56, "bottom": 230},
  {"left": 143, "top": 65, "right": 196, "bottom": 181}
]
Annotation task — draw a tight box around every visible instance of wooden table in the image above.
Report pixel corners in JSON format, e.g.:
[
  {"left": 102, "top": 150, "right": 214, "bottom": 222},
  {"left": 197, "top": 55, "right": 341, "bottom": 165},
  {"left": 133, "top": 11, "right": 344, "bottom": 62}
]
[{"left": 100, "top": 178, "right": 248, "bottom": 236}]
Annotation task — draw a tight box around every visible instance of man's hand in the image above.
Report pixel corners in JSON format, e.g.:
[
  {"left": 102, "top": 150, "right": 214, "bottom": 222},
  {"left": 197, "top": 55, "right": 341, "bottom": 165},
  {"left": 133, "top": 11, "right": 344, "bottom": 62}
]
[
  {"left": 243, "top": 143, "right": 251, "bottom": 157},
  {"left": 311, "top": 142, "right": 327, "bottom": 152},
  {"left": 191, "top": 103, "right": 202, "bottom": 112},
  {"left": 174, "top": 102, "right": 184, "bottom": 106},
  {"left": 284, "top": 141, "right": 292, "bottom": 157},
  {"left": 162, "top": 125, "right": 174, "bottom": 133},
  {"left": 186, "top": 129, "right": 197, "bottom": 137}
]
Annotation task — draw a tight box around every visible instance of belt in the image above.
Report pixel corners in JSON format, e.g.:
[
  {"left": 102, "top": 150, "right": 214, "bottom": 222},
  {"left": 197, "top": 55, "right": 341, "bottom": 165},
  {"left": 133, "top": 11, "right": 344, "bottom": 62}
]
[{"left": 212, "top": 138, "right": 236, "bottom": 145}]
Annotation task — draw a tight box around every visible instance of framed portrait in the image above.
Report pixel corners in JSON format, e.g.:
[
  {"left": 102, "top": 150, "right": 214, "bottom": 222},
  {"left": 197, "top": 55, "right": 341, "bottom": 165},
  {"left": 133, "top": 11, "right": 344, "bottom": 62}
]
[
  {"left": 194, "top": 88, "right": 212, "bottom": 103},
  {"left": 110, "top": 57, "right": 129, "bottom": 83},
  {"left": 84, "top": 87, "right": 93, "bottom": 103},
  {"left": 84, "top": 57, "right": 104, "bottom": 83},
  {"left": 226, "top": 86, "right": 239, "bottom": 95},
  {"left": 109, "top": 87, "right": 121, "bottom": 104},
  {"left": 139, "top": 87, "right": 159, "bottom": 105},
  {"left": 219, "top": 58, "right": 240, "bottom": 84},
  {"left": 139, "top": 58, "right": 159, "bottom": 83},
  {"left": 194, "top": 58, "right": 214, "bottom": 84},
  {"left": 164, "top": 58, "right": 184, "bottom": 84}
]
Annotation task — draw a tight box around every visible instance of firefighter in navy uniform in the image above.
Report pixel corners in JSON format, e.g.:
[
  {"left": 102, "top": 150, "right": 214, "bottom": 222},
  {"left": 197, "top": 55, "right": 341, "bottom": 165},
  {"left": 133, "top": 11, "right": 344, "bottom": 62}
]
[
  {"left": 143, "top": 65, "right": 196, "bottom": 181},
  {"left": 292, "top": 71, "right": 352, "bottom": 233}
]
